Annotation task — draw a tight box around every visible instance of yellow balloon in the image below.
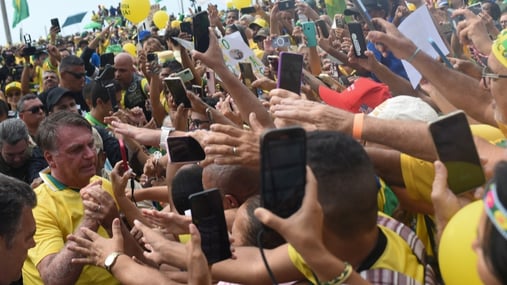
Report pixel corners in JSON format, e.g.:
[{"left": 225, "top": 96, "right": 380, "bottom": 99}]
[
  {"left": 120, "top": 0, "right": 150, "bottom": 24},
  {"left": 226, "top": 0, "right": 234, "bottom": 9},
  {"left": 123, "top": 43, "right": 137, "bottom": 57},
  {"left": 153, "top": 10, "right": 169, "bottom": 30},
  {"left": 232, "top": 0, "right": 251, "bottom": 9},
  {"left": 438, "top": 200, "right": 483, "bottom": 285}
]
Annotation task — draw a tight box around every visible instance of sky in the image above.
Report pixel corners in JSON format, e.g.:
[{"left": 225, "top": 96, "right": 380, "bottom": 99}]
[{"left": 0, "top": 0, "right": 228, "bottom": 45}]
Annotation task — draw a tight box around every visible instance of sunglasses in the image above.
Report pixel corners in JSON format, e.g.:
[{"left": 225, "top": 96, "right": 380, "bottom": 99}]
[
  {"left": 22, "top": 105, "right": 45, "bottom": 114},
  {"left": 65, "top": 70, "right": 86, "bottom": 79}
]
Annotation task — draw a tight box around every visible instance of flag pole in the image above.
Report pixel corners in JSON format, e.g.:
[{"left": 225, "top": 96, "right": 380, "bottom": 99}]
[{"left": 0, "top": 0, "right": 12, "bottom": 44}]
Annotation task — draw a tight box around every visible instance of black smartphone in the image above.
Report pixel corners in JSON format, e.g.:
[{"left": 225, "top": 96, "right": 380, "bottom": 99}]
[
  {"left": 100, "top": 52, "right": 115, "bottom": 68},
  {"left": 51, "top": 18, "right": 61, "bottom": 33},
  {"left": 165, "top": 77, "right": 191, "bottom": 108},
  {"left": 192, "top": 11, "right": 210, "bottom": 53},
  {"left": 267, "top": 55, "right": 279, "bottom": 72},
  {"left": 277, "top": 52, "right": 304, "bottom": 95},
  {"left": 315, "top": 19, "right": 329, "bottom": 38},
  {"left": 350, "top": 0, "right": 375, "bottom": 31},
  {"left": 180, "top": 21, "right": 193, "bottom": 35},
  {"left": 189, "top": 189, "right": 232, "bottom": 264},
  {"left": 240, "top": 6, "right": 256, "bottom": 14},
  {"left": 429, "top": 111, "right": 485, "bottom": 194},
  {"left": 166, "top": 136, "right": 205, "bottom": 163},
  {"left": 261, "top": 127, "right": 306, "bottom": 222},
  {"left": 278, "top": 0, "right": 295, "bottom": 11},
  {"left": 239, "top": 62, "right": 256, "bottom": 88},
  {"left": 348, "top": 22, "right": 368, "bottom": 58},
  {"left": 192, "top": 84, "right": 205, "bottom": 98},
  {"left": 147, "top": 53, "right": 158, "bottom": 63}
]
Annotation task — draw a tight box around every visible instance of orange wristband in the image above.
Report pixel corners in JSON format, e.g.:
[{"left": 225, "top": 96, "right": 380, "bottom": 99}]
[{"left": 352, "top": 113, "right": 365, "bottom": 140}]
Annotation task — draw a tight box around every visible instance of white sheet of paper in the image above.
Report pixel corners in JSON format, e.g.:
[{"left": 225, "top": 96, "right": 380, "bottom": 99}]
[
  {"left": 398, "top": 5, "right": 449, "bottom": 89},
  {"left": 218, "top": 31, "right": 265, "bottom": 77},
  {"left": 171, "top": 37, "right": 195, "bottom": 52}
]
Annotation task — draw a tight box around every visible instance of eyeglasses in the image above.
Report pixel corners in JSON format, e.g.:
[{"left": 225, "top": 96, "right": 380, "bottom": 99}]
[
  {"left": 481, "top": 66, "right": 507, "bottom": 88},
  {"left": 22, "top": 105, "right": 45, "bottom": 114},
  {"left": 64, "top": 70, "right": 86, "bottom": 79},
  {"left": 188, "top": 118, "right": 210, "bottom": 129}
]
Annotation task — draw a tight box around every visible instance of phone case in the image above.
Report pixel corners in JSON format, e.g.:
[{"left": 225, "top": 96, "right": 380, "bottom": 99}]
[
  {"left": 348, "top": 22, "right": 367, "bottom": 58},
  {"left": 302, "top": 22, "right": 317, "bottom": 47},
  {"left": 189, "top": 189, "right": 232, "bottom": 264},
  {"left": 192, "top": 11, "right": 210, "bottom": 53},
  {"left": 428, "top": 111, "right": 485, "bottom": 194},
  {"left": 277, "top": 52, "right": 304, "bottom": 94}
]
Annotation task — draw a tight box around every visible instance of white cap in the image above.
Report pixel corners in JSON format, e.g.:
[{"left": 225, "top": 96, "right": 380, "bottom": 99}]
[{"left": 369, "top": 95, "right": 439, "bottom": 122}]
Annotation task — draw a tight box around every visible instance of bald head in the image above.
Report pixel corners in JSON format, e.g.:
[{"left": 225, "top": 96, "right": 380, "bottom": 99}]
[{"left": 114, "top": 52, "right": 135, "bottom": 88}]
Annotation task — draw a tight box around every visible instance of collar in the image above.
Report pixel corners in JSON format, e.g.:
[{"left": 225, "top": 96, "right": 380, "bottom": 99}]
[
  {"left": 39, "top": 168, "right": 81, "bottom": 192},
  {"left": 84, "top": 112, "right": 107, "bottom": 128},
  {"left": 357, "top": 227, "right": 387, "bottom": 272}
]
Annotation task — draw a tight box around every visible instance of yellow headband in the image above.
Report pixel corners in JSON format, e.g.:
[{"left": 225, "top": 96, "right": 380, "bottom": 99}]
[{"left": 492, "top": 29, "right": 507, "bottom": 69}]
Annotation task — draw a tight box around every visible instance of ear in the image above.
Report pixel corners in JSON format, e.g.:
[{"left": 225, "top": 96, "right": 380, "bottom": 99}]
[
  {"left": 44, "top": 150, "right": 56, "bottom": 169},
  {"left": 224, "top": 194, "right": 239, "bottom": 209}
]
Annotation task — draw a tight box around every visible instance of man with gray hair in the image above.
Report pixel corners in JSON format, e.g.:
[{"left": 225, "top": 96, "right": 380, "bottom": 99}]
[
  {"left": 0, "top": 119, "right": 47, "bottom": 184},
  {"left": 0, "top": 173, "right": 37, "bottom": 285}
]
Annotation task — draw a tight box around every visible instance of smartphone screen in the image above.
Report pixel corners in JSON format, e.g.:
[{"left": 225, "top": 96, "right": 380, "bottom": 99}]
[
  {"left": 315, "top": 19, "right": 329, "bottom": 38},
  {"left": 261, "top": 127, "right": 306, "bottom": 221},
  {"left": 192, "top": 11, "right": 210, "bottom": 53},
  {"left": 348, "top": 22, "right": 367, "bottom": 58},
  {"left": 118, "top": 139, "right": 129, "bottom": 171},
  {"left": 189, "top": 189, "right": 232, "bottom": 264},
  {"left": 192, "top": 85, "right": 204, "bottom": 98},
  {"left": 51, "top": 18, "right": 61, "bottom": 33},
  {"left": 165, "top": 78, "right": 191, "bottom": 108},
  {"left": 166, "top": 136, "right": 205, "bottom": 163},
  {"left": 277, "top": 52, "right": 304, "bottom": 95},
  {"left": 429, "top": 111, "right": 485, "bottom": 194},
  {"left": 239, "top": 62, "right": 256, "bottom": 87},
  {"left": 206, "top": 69, "right": 216, "bottom": 95}
]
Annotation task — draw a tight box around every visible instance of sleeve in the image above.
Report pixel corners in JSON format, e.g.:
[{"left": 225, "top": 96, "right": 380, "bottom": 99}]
[{"left": 81, "top": 47, "right": 98, "bottom": 77}]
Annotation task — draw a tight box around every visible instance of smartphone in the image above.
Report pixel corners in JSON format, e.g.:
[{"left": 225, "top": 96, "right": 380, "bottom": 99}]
[
  {"left": 166, "top": 136, "right": 206, "bottom": 163},
  {"left": 165, "top": 77, "right": 191, "bottom": 108},
  {"left": 428, "top": 111, "right": 485, "bottom": 194},
  {"left": 315, "top": 19, "right": 329, "bottom": 38},
  {"left": 271, "top": 35, "right": 291, "bottom": 48},
  {"left": 334, "top": 15, "right": 346, "bottom": 29},
  {"left": 277, "top": 52, "right": 304, "bottom": 95},
  {"left": 302, "top": 22, "right": 318, "bottom": 47},
  {"left": 147, "top": 53, "right": 158, "bottom": 63},
  {"left": 348, "top": 22, "right": 368, "bottom": 58},
  {"left": 267, "top": 55, "right": 279, "bottom": 72},
  {"left": 239, "top": 62, "right": 256, "bottom": 87},
  {"left": 189, "top": 189, "right": 232, "bottom": 264},
  {"left": 206, "top": 69, "right": 216, "bottom": 95},
  {"left": 278, "top": 0, "right": 295, "bottom": 11},
  {"left": 174, "top": 68, "right": 194, "bottom": 82},
  {"left": 261, "top": 127, "right": 306, "bottom": 221},
  {"left": 51, "top": 18, "right": 61, "bottom": 33},
  {"left": 428, "top": 38, "right": 453, "bottom": 68},
  {"left": 100, "top": 52, "right": 115, "bottom": 68},
  {"left": 192, "top": 84, "right": 205, "bottom": 98},
  {"left": 118, "top": 139, "right": 129, "bottom": 171},
  {"left": 350, "top": 0, "right": 375, "bottom": 31},
  {"left": 180, "top": 21, "right": 193, "bottom": 35},
  {"left": 467, "top": 3, "right": 481, "bottom": 15},
  {"left": 240, "top": 6, "right": 256, "bottom": 14},
  {"left": 192, "top": 11, "right": 210, "bottom": 53}
]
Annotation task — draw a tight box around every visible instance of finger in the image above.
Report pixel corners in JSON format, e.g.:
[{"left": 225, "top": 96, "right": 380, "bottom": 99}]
[
  {"left": 254, "top": 207, "right": 284, "bottom": 232},
  {"left": 248, "top": 112, "right": 264, "bottom": 134},
  {"left": 431, "top": 160, "right": 450, "bottom": 201},
  {"left": 68, "top": 244, "right": 92, "bottom": 256},
  {"left": 209, "top": 123, "right": 244, "bottom": 138},
  {"left": 302, "top": 166, "right": 318, "bottom": 208},
  {"left": 67, "top": 234, "right": 93, "bottom": 247},
  {"left": 204, "top": 144, "right": 237, "bottom": 156},
  {"left": 71, "top": 257, "right": 95, "bottom": 264},
  {"left": 112, "top": 218, "right": 122, "bottom": 239},
  {"left": 81, "top": 227, "right": 102, "bottom": 241}
]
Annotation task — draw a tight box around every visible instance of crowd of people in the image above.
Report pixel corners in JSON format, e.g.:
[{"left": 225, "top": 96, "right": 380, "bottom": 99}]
[{"left": 1, "top": 0, "right": 507, "bottom": 284}]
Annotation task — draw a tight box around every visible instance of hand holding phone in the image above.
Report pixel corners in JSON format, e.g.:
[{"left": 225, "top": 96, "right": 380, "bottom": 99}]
[
  {"left": 165, "top": 77, "right": 192, "bottom": 108},
  {"left": 192, "top": 11, "right": 210, "bottom": 53},
  {"left": 302, "top": 22, "right": 318, "bottom": 47},
  {"left": 118, "top": 139, "right": 129, "bottom": 171},
  {"left": 51, "top": 18, "right": 61, "bottom": 33},
  {"left": 348, "top": 22, "right": 368, "bottom": 58},
  {"left": 429, "top": 111, "right": 485, "bottom": 194}
]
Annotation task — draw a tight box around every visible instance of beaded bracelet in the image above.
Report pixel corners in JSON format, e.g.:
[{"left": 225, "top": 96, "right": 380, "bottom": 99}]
[{"left": 322, "top": 262, "right": 353, "bottom": 285}]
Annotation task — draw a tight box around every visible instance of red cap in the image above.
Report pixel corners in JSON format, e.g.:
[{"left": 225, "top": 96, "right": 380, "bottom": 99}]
[{"left": 319, "top": 77, "right": 391, "bottom": 113}]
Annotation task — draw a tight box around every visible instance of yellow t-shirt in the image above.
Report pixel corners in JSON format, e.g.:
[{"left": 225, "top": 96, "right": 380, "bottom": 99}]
[
  {"left": 22, "top": 170, "right": 120, "bottom": 285},
  {"left": 287, "top": 223, "right": 425, "bottom": 284},
  {"left": 288, "top": 222, "right": 424, "bottom": 284}
]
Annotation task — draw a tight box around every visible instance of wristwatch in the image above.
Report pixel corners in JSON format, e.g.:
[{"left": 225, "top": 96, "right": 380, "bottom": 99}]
[{"left": 104, "top": 251, "right": 123, "bottom": 272}]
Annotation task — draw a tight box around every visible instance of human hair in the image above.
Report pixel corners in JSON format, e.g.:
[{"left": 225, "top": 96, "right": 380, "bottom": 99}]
[
  {"left": 0, "top": 119, "right": 29, "bottom": 149},
  {"left": 58, "top": 55, "right": 84, "bottom": 73},
  {"left": 0, "top": 100, "right": 8, "bottom": 118},
  {"left": 203, "top": 164, "right": 260, "bottom": 205},
  {"left": 0, "top": 173, "right": 36, "bottom": 248},
  {"left": 164, "top": 28, "right": 181, "bottom": 47},
  {"left": 16, "top": 93, "right": 39, "bottom": 112},
  {"left": 240, "top": 195, "right": 286, "bottom": 249},
  {"left": 36, "top": 111, "right": 92, "bottom": 153},
  {"left": 171, "top": 164, "right": 204, "bottom": 215},
  {"left": 306, "top": 131, "right": 378, "bottom": 238},
  {"left": 83, "top": 80, "right": 111, "bottom": 108},
  {"left": 483, "top": 161, "right": 507, "bottom": 284},
  {"left": 162, "top": 60, "right": 183, "bottom": 73}
]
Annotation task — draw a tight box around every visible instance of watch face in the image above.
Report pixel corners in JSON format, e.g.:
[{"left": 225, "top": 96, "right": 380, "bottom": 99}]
[{"left": 104, "top": 252, "right": 120, "bottom": 270}]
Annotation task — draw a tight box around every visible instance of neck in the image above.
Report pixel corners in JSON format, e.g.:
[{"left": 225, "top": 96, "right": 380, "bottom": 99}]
[
  {"left": 50, "top": 171, "right": 90, "bottom": 189},
  {"left": 323, "top": 226, "right": 379, "bottom": 269},
  {"left": 90, "top": 109, "right": 105, "bottom": 125}
]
